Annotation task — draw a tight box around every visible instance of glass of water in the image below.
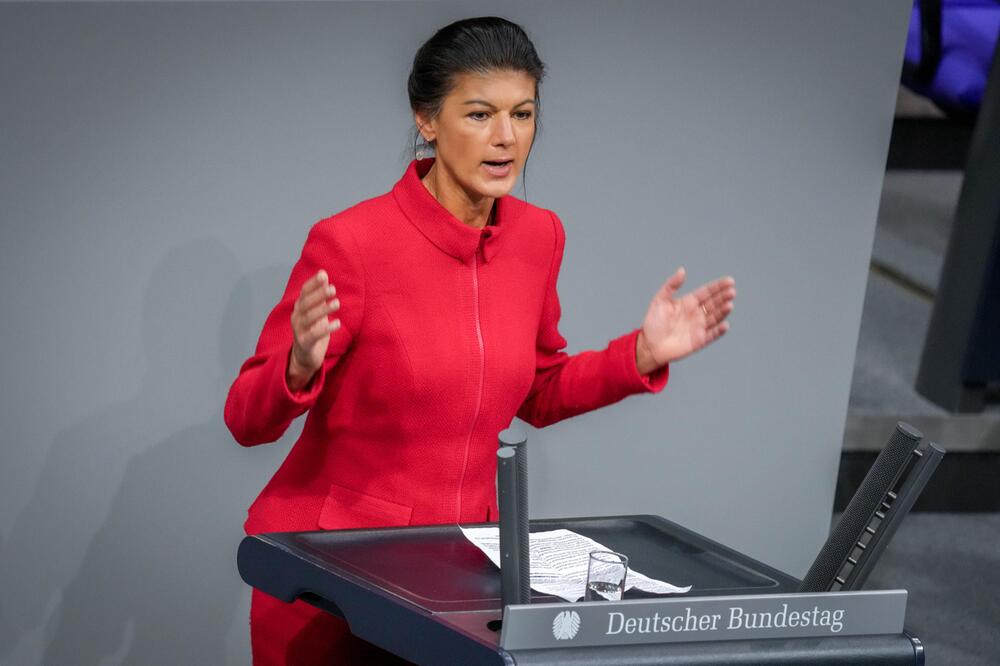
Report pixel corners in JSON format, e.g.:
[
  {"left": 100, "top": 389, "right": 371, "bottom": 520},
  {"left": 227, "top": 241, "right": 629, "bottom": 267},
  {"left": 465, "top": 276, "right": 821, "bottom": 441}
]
[{"left": 584, "top": 551, "right": 628, "bottom": 601}]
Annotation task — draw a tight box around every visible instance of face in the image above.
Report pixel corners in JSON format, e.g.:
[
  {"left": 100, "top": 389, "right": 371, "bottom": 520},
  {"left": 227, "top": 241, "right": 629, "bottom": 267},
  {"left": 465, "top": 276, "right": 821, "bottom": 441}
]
[{"left": 415, "top": 69, "right": 537, "bottom": 201}]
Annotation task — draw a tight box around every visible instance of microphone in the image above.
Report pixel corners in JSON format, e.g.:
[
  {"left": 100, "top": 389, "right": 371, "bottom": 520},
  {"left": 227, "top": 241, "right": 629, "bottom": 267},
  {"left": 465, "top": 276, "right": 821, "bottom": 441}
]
[
  {"left": 800, "top": 422, "right": 944, "bottom": 592},
  {"left": 497, "top": 446, "right": 530, "bottom": 606}
]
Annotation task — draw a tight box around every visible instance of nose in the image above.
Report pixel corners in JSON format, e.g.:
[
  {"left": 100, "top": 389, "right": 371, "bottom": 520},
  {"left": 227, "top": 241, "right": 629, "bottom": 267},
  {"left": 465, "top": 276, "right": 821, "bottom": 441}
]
[{"left": 492, "top": 114, "right": 515, "bottom": 147}]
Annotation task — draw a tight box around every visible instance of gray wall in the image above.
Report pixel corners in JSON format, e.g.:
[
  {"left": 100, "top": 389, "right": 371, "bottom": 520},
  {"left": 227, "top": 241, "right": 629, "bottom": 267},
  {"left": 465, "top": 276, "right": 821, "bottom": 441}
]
[{"left": 0, "top": 1, "right": 909, "bottom": 663}]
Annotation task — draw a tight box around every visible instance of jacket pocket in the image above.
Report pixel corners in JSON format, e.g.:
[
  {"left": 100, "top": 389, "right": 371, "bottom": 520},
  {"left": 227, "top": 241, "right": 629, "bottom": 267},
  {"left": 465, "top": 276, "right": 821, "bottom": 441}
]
[{"left": 317, "top": 482, "right": 413, "bottom": 530}]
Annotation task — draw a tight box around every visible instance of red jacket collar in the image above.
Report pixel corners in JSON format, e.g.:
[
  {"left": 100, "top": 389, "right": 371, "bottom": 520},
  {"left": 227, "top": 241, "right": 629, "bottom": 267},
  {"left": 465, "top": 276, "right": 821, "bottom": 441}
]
[{"left": 391, "top": 158, "right": 523, "bottom": 263}]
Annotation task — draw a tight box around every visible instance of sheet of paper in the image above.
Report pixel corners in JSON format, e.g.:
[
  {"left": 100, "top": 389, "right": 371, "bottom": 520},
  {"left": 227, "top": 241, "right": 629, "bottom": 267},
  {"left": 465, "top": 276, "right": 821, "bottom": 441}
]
[{"left": 460, "top": 526, "right": 692, "bottom": 603}]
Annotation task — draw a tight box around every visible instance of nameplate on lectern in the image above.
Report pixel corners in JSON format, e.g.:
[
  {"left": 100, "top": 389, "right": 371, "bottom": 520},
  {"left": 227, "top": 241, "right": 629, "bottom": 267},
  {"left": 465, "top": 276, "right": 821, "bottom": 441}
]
[{"left": 499, "top": 590, "right": 906, "bottom": 650}]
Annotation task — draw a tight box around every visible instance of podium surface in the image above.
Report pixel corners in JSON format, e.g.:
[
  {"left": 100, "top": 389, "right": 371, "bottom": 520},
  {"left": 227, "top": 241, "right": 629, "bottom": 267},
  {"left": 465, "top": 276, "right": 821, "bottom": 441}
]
[{"left": 238, "top": 515, "right": 923, "bottom": 664}]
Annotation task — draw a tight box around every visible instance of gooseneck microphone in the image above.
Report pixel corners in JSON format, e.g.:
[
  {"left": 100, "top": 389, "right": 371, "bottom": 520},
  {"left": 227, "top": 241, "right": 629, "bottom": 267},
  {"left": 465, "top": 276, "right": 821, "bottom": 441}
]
[
  {"left": 497, "top": 423, "right": 531, "bottom": 609},
  {"left": 499, "top": 424, "right": 529, "bottom": 596},
  {"left": 800, "top": 421, "right": 944, "bottom": 592},
  {"left": 497, "top": 446, "right": 530, "bottom": 607}
]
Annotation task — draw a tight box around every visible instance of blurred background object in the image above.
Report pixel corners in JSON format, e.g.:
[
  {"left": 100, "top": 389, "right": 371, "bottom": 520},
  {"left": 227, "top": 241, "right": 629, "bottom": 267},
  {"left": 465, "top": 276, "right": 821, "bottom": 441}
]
[
  {"left": 902, "top": 0, "right": 999, "bottom": 116},
  {"left": 839, "top": 4, "right": 999, "bottom": 662}
]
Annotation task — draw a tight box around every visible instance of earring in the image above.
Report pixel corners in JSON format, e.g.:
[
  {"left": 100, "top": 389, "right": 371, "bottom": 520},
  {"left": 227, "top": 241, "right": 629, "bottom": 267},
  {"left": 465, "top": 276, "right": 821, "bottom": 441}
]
[{"left": 417, "top": 136, "right": 434, "bottom": 161}]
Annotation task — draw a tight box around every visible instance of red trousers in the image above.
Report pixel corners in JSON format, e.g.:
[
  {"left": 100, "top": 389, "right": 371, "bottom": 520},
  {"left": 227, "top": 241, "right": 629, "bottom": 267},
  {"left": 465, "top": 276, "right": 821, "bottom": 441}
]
[{"left": 250, "top": 589, "right": 414, "bottom": 665}]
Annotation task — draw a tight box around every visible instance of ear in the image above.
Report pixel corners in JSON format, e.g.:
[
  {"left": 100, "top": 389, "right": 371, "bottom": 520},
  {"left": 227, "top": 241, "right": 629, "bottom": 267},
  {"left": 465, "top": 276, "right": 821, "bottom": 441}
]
[{"left": 414, "top": 111, "right": 436, "bottom": 143}]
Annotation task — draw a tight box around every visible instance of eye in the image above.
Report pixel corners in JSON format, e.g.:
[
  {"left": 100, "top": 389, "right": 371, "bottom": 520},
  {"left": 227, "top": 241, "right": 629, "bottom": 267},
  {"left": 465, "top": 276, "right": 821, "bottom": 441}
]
[
  {"left": 514, "top": 111, "right": 534, "bottom": 120},
  {"left": 468, "top": 111, "right": 489, "bottom": 121}
]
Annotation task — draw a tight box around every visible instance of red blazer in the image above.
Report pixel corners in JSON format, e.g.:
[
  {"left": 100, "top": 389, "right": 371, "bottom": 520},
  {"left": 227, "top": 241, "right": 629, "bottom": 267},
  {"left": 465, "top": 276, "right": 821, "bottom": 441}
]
[{"left": 224, "top": 158, "right": 669, "bottom": 537}]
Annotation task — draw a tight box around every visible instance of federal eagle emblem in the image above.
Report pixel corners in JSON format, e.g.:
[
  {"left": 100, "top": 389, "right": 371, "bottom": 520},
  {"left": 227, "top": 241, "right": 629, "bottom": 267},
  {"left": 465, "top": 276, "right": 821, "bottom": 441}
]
[{"left": 552, "top": 610, "right": 581, "bottom": 640}]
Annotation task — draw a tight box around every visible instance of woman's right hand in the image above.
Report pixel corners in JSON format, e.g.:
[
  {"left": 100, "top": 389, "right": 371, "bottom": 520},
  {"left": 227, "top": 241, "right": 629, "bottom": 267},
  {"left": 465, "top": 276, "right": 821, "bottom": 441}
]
[{"left": 287, "top": 269, "right": 341, "bottom": 392}]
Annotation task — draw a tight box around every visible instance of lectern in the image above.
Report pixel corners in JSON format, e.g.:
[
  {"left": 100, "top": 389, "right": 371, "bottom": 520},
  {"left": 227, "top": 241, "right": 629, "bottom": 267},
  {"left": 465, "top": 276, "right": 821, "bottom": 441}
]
[
  {"left": 238, "top": 515, "right": 923, "bottom": 664},
  {"left": 239, "top": 423, "right": 934, "bottom": 664}
]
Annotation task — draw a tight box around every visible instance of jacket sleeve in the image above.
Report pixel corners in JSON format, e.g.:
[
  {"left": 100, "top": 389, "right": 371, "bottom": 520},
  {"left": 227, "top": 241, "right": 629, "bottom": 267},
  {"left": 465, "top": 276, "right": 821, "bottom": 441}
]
[
  {"left": 224, "top": 219, "right": 365, "bottom": 446},
  {"left": 516, "top": 211, "right": 668, "bottom": 428}
]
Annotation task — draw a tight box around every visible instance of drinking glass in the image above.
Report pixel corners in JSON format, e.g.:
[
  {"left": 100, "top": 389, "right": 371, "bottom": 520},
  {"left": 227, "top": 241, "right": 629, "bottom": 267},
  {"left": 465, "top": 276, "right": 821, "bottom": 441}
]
[{"left": 584, "top": 550, "right": 628, "bottom": 601}]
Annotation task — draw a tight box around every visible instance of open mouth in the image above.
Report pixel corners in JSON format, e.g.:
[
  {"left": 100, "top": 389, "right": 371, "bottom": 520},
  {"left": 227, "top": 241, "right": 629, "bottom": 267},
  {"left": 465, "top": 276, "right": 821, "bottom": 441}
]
[{"left": 483, "top": 160, "right": 513, "bottom": 167}]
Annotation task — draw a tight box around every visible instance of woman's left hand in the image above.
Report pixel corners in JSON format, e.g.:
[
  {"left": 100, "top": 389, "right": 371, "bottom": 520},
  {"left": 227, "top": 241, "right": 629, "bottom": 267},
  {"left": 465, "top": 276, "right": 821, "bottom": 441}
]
[{"left": 636, "top": 267, "right": 736, "bottom": 375}]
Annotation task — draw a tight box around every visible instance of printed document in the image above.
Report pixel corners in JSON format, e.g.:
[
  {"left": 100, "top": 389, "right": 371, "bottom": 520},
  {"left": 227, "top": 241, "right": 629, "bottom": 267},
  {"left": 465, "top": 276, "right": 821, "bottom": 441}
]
[{"left": 460, "top": 526, "right": 692, "bottom": 602}]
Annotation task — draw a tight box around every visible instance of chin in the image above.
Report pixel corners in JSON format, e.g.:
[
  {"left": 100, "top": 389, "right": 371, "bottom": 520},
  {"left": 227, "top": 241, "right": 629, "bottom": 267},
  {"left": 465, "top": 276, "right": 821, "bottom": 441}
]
[
  {"left": 480, "top": 181, "right": 514, "bottom": 198},
  {"left": 476, "top": 172, "right": 518, "bottom": 198}
]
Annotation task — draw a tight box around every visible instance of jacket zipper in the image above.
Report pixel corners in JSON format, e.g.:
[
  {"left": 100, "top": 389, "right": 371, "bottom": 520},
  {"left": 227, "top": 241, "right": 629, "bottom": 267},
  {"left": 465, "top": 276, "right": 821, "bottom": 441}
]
[{"left": 456, "top": 245, "right": 486, "bottom": 522}]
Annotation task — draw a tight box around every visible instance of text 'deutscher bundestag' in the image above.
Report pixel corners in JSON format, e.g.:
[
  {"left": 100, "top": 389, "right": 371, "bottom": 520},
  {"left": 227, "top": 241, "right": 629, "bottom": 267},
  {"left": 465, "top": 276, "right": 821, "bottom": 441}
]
[{"left": 500, "top": 590, "right": 906, "bottom": 650}]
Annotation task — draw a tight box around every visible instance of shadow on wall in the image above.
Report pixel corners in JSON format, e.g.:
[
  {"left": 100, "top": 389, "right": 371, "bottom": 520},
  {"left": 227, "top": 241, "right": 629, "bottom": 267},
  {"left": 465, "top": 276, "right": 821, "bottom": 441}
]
[{"left": 0, "top": 239, "right": 292, "bottom": 664}]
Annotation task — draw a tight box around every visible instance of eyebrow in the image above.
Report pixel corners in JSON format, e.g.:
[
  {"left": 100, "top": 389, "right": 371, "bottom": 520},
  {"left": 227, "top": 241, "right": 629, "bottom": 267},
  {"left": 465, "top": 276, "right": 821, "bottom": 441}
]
[{"left": 461, "top": 99, "right": 537, "bottom": 109}]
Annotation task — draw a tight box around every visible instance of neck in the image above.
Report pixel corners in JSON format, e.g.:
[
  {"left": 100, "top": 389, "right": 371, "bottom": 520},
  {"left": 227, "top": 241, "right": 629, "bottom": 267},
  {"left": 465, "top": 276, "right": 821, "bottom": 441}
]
[{"left": 421, "top": 161, "right": 495, "bottom": 229}]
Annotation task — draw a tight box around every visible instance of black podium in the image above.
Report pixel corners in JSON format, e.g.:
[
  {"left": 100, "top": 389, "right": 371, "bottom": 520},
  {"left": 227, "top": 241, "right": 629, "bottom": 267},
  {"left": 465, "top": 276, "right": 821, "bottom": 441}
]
[{"left": 238, "top": 514, "right": 923, "bottom": 664}]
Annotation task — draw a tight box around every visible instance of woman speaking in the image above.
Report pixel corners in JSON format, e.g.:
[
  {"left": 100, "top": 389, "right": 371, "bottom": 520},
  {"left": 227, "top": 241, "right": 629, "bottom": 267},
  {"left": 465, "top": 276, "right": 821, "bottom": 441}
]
[{"left": 225, "top": 15, "right": 736, "bottom": 665}]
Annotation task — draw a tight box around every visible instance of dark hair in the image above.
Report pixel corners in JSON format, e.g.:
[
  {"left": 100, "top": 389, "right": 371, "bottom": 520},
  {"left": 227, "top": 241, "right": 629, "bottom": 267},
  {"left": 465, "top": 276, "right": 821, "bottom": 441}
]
[{"left": 407, "top": 16, "right": 546, "bottom": 186}]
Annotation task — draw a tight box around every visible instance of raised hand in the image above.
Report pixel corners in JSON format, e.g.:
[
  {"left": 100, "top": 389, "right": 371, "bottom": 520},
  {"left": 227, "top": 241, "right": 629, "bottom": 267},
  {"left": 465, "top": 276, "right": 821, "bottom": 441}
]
[
  {"left": 636, "top": 267, "right": 736, "bottom": 374},
  {"left": 287, "top": 270, "right": 341, "bottom": 391}
]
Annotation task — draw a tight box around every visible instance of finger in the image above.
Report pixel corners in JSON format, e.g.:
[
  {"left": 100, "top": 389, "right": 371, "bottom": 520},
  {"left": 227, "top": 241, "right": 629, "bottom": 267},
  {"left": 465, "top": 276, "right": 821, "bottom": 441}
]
[
  {"left": 302, "top": 297, "right": 340, "bottom": 328},
  {"left": 689, "top": 283, "right": 715, "bottom": 305},
  {"left": 298, "top": 280, "right": 336, "bottom": 311},
  {"left": 309, "top": 314, "right": 340, "bottom": 338},
  {"left": 301, "top": 315, "right": 340, "bottom": 348},
  {"left": 705, "top": 288, "right": 736, "bottom": 315},
  {"left": 693, "top": 284, "right": 734, "bottom": 319},
  {"left": 704, "top": 301, "right": 734, "bottom": 328},
  {"left": 292, "top": 295, "right": 335, "bottom": 337},
  {"left": 699, "top": 300, "right": 725, "bottom": 328},
  {"left": 656, "top": 266, "right": 686, "bottom": 300},
  {"left": 700, "top": 276, "right": 736, "bottom": 301},
  {"left": 709, "top": 276, "right": 736, "bottom": 292},
  {"left": 295, "top": 271, "right": 331, "bottom": 310},
  {"left": 708, "top": 320, "right": 730, "bottom": 342},
  {"left": 690, "top": 277, "right": 732, "bottom": 306}
]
